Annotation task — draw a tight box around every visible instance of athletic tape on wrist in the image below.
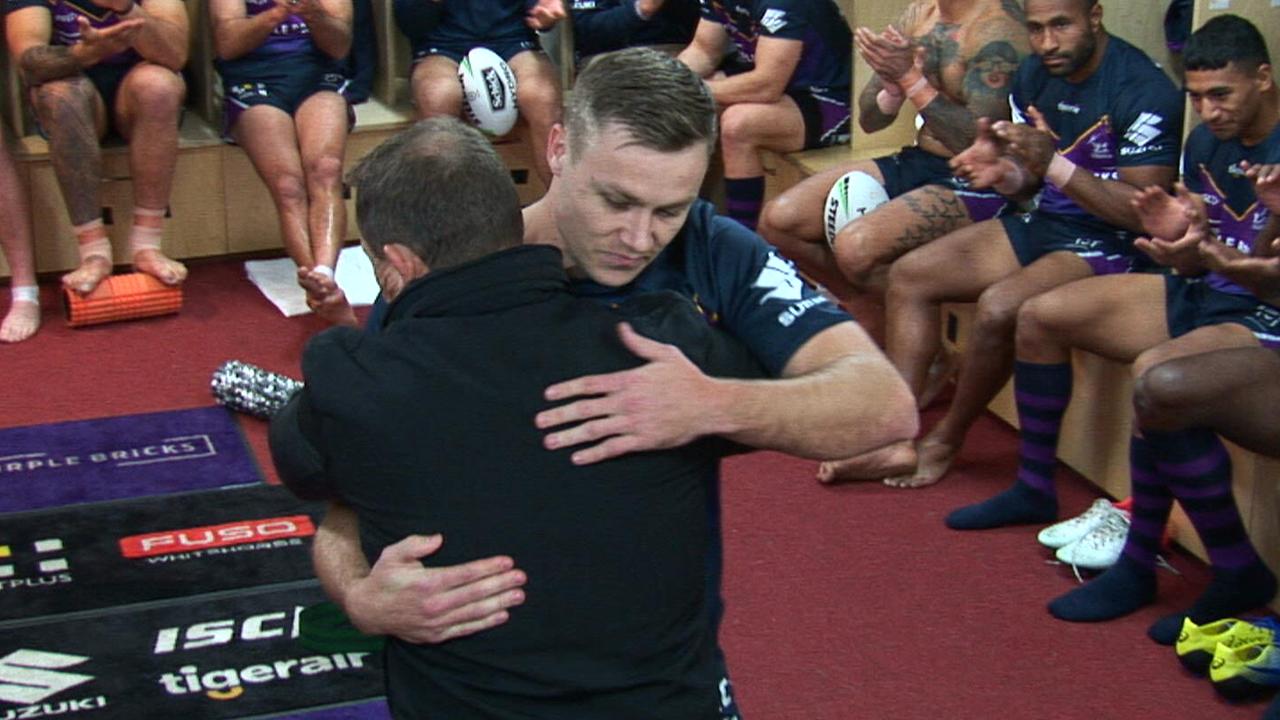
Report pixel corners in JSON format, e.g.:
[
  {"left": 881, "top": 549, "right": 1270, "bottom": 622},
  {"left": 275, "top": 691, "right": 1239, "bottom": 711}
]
[
  {"left": 903, "top": 74, "right": 937, "bottom": 111},
  {"left": 313, "top": 265, "right": 335, "bottom": 279},
  {"left": 876, "top": 88, "right": 905, "bottom": 115},
  {"left": 1046, "top": 154, "right": 1077, "bottom": 188}
]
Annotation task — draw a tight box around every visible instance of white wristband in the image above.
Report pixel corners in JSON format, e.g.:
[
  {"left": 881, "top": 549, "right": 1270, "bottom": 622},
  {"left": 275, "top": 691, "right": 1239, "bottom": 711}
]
[
  {"left": 1046, "top": 154, "right": 1077, "bottom": 188},
  {"left": 313, "top": 265, "right": 335, "bottom": 279}
]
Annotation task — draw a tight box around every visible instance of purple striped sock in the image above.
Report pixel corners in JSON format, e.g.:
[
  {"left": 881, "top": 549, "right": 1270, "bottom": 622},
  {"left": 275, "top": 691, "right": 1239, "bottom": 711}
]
[
  {"left": 1012, "top": 361, "right": 1071, "bottom": 496},
  {"left": 1120, "top": 433, "right": 1171, "bottom": 569},
  {"left": 724, "top": 176, "right": 765, "bottom": 232}
]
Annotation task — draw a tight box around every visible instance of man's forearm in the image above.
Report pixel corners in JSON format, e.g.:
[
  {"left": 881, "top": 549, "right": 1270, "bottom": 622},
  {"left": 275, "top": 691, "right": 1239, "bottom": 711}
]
[
  {"left": 20, "top": 45, "right": 92, "bottom": 84},
  {"left": 705, "top": 70, "right": 785, "bottom": 107},
  {"left": 1056, "top": 170, "right": 1156, "bottom": 234},
  {"left": 917, "top": 96, "right": 977, "bottom": 155},
  {"left": 304, "top": 13, "right": 351, "bottom": 59},
  {"left": 704, "top": 345, "right": 918, "bottom": 460},
  {"left": 313, "top": 501, "right": 371, "bottom": 610},
  {"left": 124, "top": 6, "right": 187, "bottom": 69},
  {"left": 857, "top": 77, "right": 897, "bottom": 134}
]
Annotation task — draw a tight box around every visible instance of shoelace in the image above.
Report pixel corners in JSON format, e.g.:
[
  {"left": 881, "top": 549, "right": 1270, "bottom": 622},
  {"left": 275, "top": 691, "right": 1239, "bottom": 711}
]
[{"left": 1068, "top": 511, "right": 1131, "bottom": 582}]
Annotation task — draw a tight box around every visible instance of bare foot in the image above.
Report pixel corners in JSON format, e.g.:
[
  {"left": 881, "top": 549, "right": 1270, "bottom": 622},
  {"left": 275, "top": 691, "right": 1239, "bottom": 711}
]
[
  {"left": 918, "top": 348, "right": 958, "bottom": 410},
  {"left": 134, "top": 249, "right": 188, "bottom": 286},
  {"left": 299, "top": 267, "right": 357, "bottom": 327},
  {"left": 0, "top": 300, "right": 39, "bottom": 342},
  {"left": 816, "top": 440, "right": 917, "bottom": 483},
  {"left": 884, "top": 437, "right": 958, "bottom": 488},
  {"left": 62, "top": 255, "right": 113, "bottom": 295}
]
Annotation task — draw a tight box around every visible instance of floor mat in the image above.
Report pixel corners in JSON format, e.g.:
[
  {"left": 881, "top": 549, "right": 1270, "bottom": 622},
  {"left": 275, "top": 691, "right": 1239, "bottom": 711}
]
[
  {"left": 0, "top": 484, "right": 322, "bottom": 622},
  {"left": 0, "top": 584, "right": 385, "bottom": 719},
  {"left": 0, "top": 406, "right": 262, "bottom": 513}
]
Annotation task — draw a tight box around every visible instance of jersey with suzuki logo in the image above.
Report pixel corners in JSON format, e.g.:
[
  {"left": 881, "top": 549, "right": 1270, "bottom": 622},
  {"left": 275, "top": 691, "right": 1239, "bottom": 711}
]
[
  {"left": 1009, "top": 35, "right": 1182, "bottom": 222},
  {"left": 571, "top": 199, "right": 851, "bottom": 376},
  {"left": 1183, "top": 121, "right": 1280, "bottom": 296},
  {"left": 4, "top": 0, "right": 143, "bottom": 65},
  {"left": 697, "top": 0, "right": 852, "bottom": 97}
]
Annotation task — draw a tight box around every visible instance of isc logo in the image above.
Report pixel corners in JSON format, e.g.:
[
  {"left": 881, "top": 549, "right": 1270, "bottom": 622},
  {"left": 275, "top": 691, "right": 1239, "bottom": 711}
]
[
  {"left": 119, "top": 516, "right": 315, "bottom": 558},
  {"left": 153, "top": 606, "right": 304, "bottom": 655}
]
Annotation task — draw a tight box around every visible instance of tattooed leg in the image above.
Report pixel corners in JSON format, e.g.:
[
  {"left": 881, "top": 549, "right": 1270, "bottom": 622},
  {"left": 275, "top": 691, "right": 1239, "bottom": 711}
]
[{"left": 830, "top": 184, "right": 970, "bottom": 292}]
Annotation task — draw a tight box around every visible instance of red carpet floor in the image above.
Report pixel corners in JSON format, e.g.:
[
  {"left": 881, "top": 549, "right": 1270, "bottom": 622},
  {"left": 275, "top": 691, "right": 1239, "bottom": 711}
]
[{"left": 2, "top": 258, "right": 1267, "bottom": 719}]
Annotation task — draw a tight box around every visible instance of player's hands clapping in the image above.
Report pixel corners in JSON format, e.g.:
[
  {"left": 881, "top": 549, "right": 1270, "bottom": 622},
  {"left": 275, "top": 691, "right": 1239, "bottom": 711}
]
[
  {"left": 526, "top": 0, "right": 565, "bottom": 30},
  {"left": 951, "top": 117, "right": 1015, "bottom": 189},
  {"left": 991, "top": 105, "right": 1057, "bottom": 179},
  {"left": 1132, "top": 184, "right": 1193, "bottom": 243},
  {"left": 855, "top": 25, "right": 915, "bottom": 85},
  {"left": 76, "top": 16, "right": 144, "bottom": 61},
  {"left": 1134, "top": 183, "right": 1208, "bottom": 276}
]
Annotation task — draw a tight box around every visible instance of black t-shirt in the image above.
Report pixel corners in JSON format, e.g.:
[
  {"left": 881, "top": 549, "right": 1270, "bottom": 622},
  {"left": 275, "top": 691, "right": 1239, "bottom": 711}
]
[{"left": 271, "top": 245, "right": 765, "bottom": 719}]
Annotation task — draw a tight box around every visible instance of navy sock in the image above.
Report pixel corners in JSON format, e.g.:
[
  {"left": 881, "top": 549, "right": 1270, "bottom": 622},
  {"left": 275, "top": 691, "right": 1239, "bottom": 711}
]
[
  {"left": 1048, "top": 554, "right": 1157, "bottom": 622},
  {"left": 944, "top": 480, "right": 1057, "bottom": 530},
  {"left": 1011, "top": 361, "right": 1072, "bottom": 496},
  {"left": 1119, "top": 433, "right": 1172, "bottom": 570},
  {"left": 724, "top": 176, "right": 764, "bottom": 232},
  {"left": 1144, "top": 428, "right": 1276, "bottom": 644}
]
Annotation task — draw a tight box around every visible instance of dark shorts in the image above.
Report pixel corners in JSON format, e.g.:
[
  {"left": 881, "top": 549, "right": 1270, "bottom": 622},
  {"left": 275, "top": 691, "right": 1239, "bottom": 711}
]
[
  {"left": 873, "top": 145, "right": 1011, "bottom": 222},
  {"left": 220, "top": 54, "right": 353, "bottom": 139},
  {"left": 1165, "top": 274, "right": 1280, "bottom": 348},
  {"left": 33, "top": 61, "right": 181, "bottom": 141},
  {"left": 786, "top": 86, "right": 850, "bottom": 150},
  {"left": 411, "top": 37, "right": 539, "bottom": 65},
  {"left": 1001, "top": 210, "right": 1138, "bottom": 276}
]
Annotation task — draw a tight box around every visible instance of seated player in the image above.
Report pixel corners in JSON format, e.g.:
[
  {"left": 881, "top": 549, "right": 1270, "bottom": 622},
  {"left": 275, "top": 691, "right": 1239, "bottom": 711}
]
[
  {"left": 677, "top": 0, "right": 853, "bottom": 231},
  {"left": 393, "top": 0, "right": 565, "bottom": 183},
  {"left": 210, "top": 0, "right": 356, "bottom": 325},
  {"left": 271, "top": 116, "right": 767, "bottom": 717},
  {"left": 862, "top": 0, "right": 1182, "bottom": 490},
  {"left": 570, "top": 0, "right": 699, "bottom": 62},
  {"left": 759, "top": 0, "right": 1027, "bottom": 301},
  {"left": 5, "top": 0, "right": 189, "bottom": 296},
  {"left": 0, "top": 129, "right": 39, "bottom": 342},
  {"left": 965, "top": 15, "right": 1280, "bottom": 638}
]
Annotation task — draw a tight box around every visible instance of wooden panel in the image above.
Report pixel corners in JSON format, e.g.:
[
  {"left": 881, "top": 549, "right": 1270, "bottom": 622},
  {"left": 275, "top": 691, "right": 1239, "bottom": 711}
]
[
  {"left": 846, "top": 0, "right": 918, "bottom": 155},
  {"left": 1104, "top": 0, "right": 1179, "bottom": 78},
  {"left": 371, "top": 0, "right": 413, "bottom": 108},
  {"left": 186, "top": 0, "right": 222, "bottom": 130}
]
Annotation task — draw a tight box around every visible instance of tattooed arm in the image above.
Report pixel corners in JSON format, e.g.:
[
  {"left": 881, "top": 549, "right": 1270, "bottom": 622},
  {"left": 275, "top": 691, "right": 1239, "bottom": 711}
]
[
  {"left": 7, "top": 7, "right": 140, "bottom": 84},
  {"left": 914, "top": 14, "right": 1028, "bottom": 154}
]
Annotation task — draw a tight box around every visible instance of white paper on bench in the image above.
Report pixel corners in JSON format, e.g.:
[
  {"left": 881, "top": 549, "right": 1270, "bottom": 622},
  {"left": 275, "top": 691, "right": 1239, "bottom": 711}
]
[{"left": 244, "top": 245, "right": 380, "bottom": 317}]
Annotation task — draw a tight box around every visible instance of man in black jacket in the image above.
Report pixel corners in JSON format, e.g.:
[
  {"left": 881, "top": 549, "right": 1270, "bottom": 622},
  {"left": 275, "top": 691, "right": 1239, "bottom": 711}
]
[{"left": 270, "top": 116, "right": 765, "bottom": 718}]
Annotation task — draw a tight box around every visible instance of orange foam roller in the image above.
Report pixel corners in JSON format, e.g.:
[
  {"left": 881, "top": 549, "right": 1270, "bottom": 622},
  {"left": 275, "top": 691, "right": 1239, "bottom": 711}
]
[{"left": 63, "top": 272, "right": 183, "bottom": 327}]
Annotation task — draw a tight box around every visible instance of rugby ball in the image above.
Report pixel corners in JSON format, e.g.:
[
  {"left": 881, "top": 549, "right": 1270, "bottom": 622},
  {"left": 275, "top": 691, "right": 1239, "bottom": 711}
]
[
  {"left": 458, "top": 47, "right": 519, "bottom": 137},
  {"left": 823, "top": 170, "right": 890, "bottom": 246}
]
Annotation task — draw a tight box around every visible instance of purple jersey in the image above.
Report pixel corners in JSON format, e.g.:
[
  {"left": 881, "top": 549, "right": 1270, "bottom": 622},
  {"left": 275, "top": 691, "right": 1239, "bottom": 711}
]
[
  {"left": 1183, "top": 122, "right": 1280, "bottom": 296},
  {"left": 5, "top": 0, "right": 141, "bottom": 65},
  {"left": 1009, "top": 35, "right": 1182, "bottom": 221},
  {"left": 242, "top": 0, "right": 313, "bottom": 58},
  {"left": 698, "top": 0, "right": 851, "bottom": 96}
]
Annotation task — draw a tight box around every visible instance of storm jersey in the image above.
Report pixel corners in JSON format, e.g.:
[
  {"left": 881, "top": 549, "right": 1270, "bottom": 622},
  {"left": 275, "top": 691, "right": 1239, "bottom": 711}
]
[
  {"left": 424, "top": 0, "right": 536, "bottom": 44},
  {"left": 571, "top": 0, "right": 699, "bottom": 58},
  {"left": 571, "top": 199, "right": 851, "bottom": 376},
  {"left": 698, "top": 0, "right": 852, "bottom": 97},
  {"left": 238, "top": 0, "right": 314, "bottom": 60},
  {"left": 1183, "top": 122, "right": 1280, "bottom": 296},
  {"left": 1010, "top": 35, "right": 1182, "bottom": 223},
  {"left": 5, "top": 0, "right": 141, "bottom": 65}
]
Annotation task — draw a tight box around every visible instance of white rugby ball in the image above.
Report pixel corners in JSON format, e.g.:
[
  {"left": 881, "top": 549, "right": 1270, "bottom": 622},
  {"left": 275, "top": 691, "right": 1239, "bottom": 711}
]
[
  {"left": 823, "top": 170, "right": 890, "bottom": 246},
  {"left": 458, "top": 47, "right": 519, "bottom": 137}
]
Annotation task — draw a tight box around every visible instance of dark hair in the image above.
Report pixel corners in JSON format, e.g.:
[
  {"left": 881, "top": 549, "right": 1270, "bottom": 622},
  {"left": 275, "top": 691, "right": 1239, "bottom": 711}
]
[
  {"left": 1184, "top": 14, "right": 1271, "bottom": 73},
  {"left": 566, "top": 47, "right": 717, "bottom": 159},
  {"left": 348, "top": 117, "right": 524, "bottom": 269}
]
